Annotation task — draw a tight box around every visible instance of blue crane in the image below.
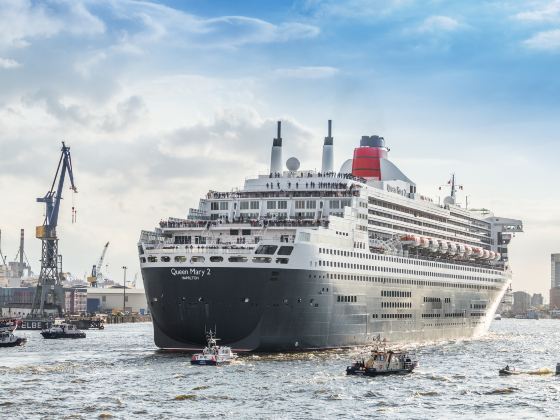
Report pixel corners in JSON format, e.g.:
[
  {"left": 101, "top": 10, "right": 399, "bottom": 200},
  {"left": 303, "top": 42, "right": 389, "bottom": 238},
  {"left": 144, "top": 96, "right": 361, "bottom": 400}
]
[{"left": 31, "top": 142, "right": 77, "bottom": 317}]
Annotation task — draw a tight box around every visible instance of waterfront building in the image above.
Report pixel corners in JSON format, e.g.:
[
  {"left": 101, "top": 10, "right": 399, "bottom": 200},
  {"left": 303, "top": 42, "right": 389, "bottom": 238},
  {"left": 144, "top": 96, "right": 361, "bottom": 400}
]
[
  {"left": 530, "top": 293, "right": 544, "bottom": 307},
  {"left": 65, "top": 288, "right": 87, "bottom": 314},
  {"left": 512, "top": 291, "right": 531, "bottom": 315},
  {"left": 551, "top": 254, "right": 560, "bottom": 309},
  {"left": 86, "top": 287, "right": 148, "bottom": 315}
]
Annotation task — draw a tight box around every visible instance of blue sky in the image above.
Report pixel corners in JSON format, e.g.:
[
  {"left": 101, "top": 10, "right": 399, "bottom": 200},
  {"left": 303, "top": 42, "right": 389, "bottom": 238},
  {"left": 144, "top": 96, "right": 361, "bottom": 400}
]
[{"left": 0, "top": 0, "right": 559, "bottom": 295}]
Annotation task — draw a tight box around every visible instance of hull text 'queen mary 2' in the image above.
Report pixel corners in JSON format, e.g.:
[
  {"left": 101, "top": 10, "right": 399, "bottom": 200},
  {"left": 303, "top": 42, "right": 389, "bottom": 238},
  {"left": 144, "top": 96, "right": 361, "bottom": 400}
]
[{"left": 139, "top": 120, "right": 523, "bottom": 351}]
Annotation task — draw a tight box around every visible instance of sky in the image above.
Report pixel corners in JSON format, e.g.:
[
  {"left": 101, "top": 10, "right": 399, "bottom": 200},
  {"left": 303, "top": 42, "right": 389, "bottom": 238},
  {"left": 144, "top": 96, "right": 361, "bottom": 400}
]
[{"left": 0, "top": 0, "right": 559, "bottom": 296}]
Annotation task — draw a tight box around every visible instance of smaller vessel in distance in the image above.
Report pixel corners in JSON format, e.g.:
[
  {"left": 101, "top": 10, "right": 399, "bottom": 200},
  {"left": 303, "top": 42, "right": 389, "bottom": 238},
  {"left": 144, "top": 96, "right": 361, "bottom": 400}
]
[
  {"left": 190, "top": 330, "right": 237, "bottom": 365},
  {"left": 41, "top": 323, "right": 86, "bottom": 339},
  {"left": 0, "top": 330, "right": 27, "bottom": 347},
  {"left": 0, "top": 318, "right": 19, "bottom": 332},
  {"left": 494, "top": 314, "right": 502, "bottom": 320},
  {"left": 499, "top": 365, "right": 519, "bottom": 376},
  {"left": 346, "top": 349, "right": 417, "bottom": 376}
]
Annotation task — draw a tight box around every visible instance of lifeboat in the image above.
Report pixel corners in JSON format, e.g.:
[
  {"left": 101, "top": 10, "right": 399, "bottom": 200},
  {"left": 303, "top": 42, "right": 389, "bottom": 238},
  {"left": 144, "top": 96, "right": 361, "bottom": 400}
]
[
  {"left": 456, "top": 244, "right": 465, "bottom": 257},
  {"left": 482, "top": 249, "right": 491, "bottom": 259},
  {"left": 464, "top": 245, "right": 473, "bottom": 257},
  {"left": 439, "top": 241, "right": 449, "bottom": 254},
  {"left": 400, "top": 234, "right": 420, "bottom": 247},
  {"left": 429, "top": 238, "right": 439, "bottom": 252},
  {"left": 488, "top": 251, "right": 496, "bottom": 260},
  {"left": 494, "top": 252, "right": 501, "bottom": 261},
  {"left": 472, "top": 247, "right": 484, "bottom": 258},
  {"left": 419, "top": 237, "right": 430, "bottom": 248},
  {"left": 447, "top": 242, "right": 457, "bottom": 256}
]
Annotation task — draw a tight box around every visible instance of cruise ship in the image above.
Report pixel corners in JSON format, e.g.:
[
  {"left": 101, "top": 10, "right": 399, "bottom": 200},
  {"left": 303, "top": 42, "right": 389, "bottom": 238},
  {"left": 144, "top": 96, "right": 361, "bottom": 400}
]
[{"left": 139, "top": 121, "right": 523, "bottom": 351}]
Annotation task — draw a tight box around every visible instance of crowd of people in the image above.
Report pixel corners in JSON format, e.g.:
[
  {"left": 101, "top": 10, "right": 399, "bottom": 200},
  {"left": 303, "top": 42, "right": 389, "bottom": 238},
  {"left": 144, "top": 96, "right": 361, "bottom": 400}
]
[{"left": 158, "top": 217, "right": 330, "bottom": 229}]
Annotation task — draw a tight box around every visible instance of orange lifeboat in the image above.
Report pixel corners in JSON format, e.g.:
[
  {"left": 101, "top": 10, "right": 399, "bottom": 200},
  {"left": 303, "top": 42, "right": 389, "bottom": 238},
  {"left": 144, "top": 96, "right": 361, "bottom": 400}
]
[
  {"left": 488, "top": 251, "right": 496, "bottom": 260},
  {"left": 494, "top": 252, "right": 501, "bottom": 261},
  {"left": 464, "top": 245, "right": 473, "bottom": 257},
  {"left": 400, "top": 234, "right": 420, "bottom": 247},
  {"left": 419, "top": 237, "right": 430, "bottom": 248},
  {"left": 472, "top": 247, "right": 484, "bottom": 258}
]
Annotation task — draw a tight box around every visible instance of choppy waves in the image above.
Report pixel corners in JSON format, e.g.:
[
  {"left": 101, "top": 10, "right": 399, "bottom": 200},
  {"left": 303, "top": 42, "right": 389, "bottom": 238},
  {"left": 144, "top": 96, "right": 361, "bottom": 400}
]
[{"left": 2, "top": 320, "right": 560, "bottom": 419}]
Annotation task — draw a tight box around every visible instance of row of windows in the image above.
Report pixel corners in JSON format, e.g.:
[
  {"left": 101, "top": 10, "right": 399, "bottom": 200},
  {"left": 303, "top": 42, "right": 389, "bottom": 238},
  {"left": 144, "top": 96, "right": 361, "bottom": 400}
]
[
  {"left": 210, "top": 202, "right": 229, "bottom": 210},
  {"left": 382, "top": 301, "right": 412, "bottom": 309},
  {"left": 424, "top": 297, "right": 441, "bottom": 303},
  {"left": 324, "top": 273, "right": 500, "bottom": 291},
  {"left": 445, "top": 313, "right": 465, "bottom": 318},
  {"left": 143, "top": 255, "right": 289, "bottom": 264},
  {"left": 368, "top": 209, "right": 490, "bottom": 245},
  {"left": 381, "top": 290, "right": 411, "bottom": 298},
  {"left": 239, "top": 201, "right": 260, "bottom": 210},
  {"left": 381, "top": 313, "right": 413, "bottom": 319},
  {"left": 337, "top": 295, "right": 357, "bottom": 303},
  {"left": 422, "top": 313, "right": 441, "bottom": 318},
  {"left": 471, "top": 303, "right": 487, "bottom": 309},
  {"left": 368, "top": 197, "right": 490, "bottom": 234},
  {"left": 318, "top": 259, "right": 499, "bottom": 283},
  {"left": 266, "top": 201, "right": 288, "bottom": 210},
  {"left": 295, "top": 200, "right": 317, "bottom": 209},
  {"left": 317, "top": 247, "right": 500, "bottom": 276}
]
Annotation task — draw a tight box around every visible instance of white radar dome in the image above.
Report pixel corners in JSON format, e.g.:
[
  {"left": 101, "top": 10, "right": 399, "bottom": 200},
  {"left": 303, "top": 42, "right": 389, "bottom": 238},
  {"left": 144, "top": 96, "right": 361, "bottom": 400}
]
[
  {"left": 339, "top": 159, "right": 353, "bottom": 174},
  {"left": 286, "top": 157, "right": 300, "bottom": 171}
]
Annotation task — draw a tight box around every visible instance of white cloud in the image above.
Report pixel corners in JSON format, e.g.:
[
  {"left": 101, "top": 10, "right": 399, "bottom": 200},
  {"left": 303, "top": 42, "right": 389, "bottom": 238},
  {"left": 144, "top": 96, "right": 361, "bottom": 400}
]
[
  {"left": 273, "top": 66, "right": 339, "bottom": 79},
  {"left": 301, "top": 0, "right": 415, "bottom": 19},
  {"left": 101, "top": 1, "right": 319, "bottom": 49},
  {"left": 415, "top": 15, "right": 462, "bottom": 34},
  {"left": 524, "top": 29, "right": 560, "bottom": 50},
  {"left": 0, "top": 57, "right": 21, "bottom": 69},
  {"left": 515, "top": 0, "right": 560, "bottom": 23},
  {"left": 0, "top": 0, "right": 105, "bottom": 49}
]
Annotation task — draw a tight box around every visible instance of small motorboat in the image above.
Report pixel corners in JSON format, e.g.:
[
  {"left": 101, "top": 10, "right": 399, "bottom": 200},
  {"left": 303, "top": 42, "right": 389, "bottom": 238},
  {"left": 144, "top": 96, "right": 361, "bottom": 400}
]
[
  {"left": 190, "top": 330, "right": 237, "bottom": 366},
  {"left": 494, "top": 314, "right": 502, "bottom": 321},
  {"left": 41, "top": 323, "right": 86, "bottom": 339},
  {"left": 499, "top": 365, "right": 520, "bottom": 376},
  {"left": 347, "top": 349, "right": 418, "bottom": 376},
  {"left": 0, "top": 330, "right": 27, "bottom": 347},
  {"left": 0, "top": 317, "right": 19, "bottom": 332}
]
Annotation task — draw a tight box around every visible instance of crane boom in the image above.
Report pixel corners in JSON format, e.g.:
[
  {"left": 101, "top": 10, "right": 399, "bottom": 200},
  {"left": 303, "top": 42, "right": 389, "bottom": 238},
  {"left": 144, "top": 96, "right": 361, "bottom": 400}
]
[
  {"left": 88, "top": 242, "right": 109, "bottom": 287},
  {"left": 31, "top": 142, "right": 77, "bottom": 317},
  {"left": 97, "top": 242, "right": 110, "bottom": 274}
]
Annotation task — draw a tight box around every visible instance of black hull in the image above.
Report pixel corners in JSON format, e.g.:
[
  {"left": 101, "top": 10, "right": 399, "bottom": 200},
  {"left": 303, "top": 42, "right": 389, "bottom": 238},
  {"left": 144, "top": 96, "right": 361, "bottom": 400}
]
[
  {"left": 41, "top": 332, "right": 86, "bottom": 339},
  {"left": 0, "top": 338, "right": 26, "bottom": 347},
  {"left": 190, "top": 360, "right": 218, "bottom": 366},
  {"left": 142, "top": 266, "right": 498, "bottom": 352},
  {"left": 346, "top": 367, "right": 414, "bottom": 376}
]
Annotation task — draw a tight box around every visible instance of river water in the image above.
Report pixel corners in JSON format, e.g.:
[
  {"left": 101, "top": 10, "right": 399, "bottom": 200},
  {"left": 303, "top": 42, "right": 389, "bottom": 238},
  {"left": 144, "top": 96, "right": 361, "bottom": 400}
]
[{"left": 1, "top": 319, "right": 559, "bottom": 419}]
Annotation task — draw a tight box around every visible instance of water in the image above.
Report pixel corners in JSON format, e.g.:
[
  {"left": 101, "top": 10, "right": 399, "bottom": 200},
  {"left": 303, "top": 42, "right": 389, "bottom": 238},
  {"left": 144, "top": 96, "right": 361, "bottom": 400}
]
[{"left": 1, "top": 320, "right": 559, "bottom": 419}]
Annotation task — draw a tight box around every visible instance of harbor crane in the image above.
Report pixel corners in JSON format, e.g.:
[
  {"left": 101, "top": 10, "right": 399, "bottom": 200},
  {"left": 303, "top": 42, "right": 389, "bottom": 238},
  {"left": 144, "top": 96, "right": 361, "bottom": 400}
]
[
  {"left": 31, "top": 142, "right": 77, "bottom": 317},
  {"left": 88, "top": 242, "right": 109, "bottom": 287}
]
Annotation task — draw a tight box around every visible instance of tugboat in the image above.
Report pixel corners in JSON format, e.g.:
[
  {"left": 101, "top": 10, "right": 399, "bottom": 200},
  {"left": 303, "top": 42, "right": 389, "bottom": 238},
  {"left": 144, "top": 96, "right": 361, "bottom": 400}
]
[
  {"left": 190, "top": 330, "right": 237, "bottom": 366},
  {"left": 0, "top": 317, "right": 18, "bottom": 332},
  {"left": 41, "top": 322, "right": 86, "bottom": 339},
  {"left": 346, "top": 349, "right": 418, "bottom": 376},
  {"left": 0, "top": 330, "right": 27, "bottom": 347}
]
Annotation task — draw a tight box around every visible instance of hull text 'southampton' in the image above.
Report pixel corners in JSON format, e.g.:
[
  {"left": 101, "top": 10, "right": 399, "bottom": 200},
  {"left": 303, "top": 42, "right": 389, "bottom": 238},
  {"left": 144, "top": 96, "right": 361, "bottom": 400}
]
[{"left": 138, "top": 120, "right": 523, "bottom": 351}]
